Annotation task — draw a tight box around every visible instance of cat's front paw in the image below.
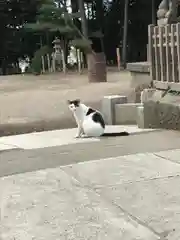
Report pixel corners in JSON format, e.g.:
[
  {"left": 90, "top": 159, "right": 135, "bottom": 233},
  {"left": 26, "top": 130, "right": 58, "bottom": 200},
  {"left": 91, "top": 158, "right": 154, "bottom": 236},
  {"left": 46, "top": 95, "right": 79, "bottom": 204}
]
[
  {"left": 75, "top": 134, "right": 81, "bottom": 138},
  {"left": 80, "top": 133, "right": 87, "bottom": 138}
]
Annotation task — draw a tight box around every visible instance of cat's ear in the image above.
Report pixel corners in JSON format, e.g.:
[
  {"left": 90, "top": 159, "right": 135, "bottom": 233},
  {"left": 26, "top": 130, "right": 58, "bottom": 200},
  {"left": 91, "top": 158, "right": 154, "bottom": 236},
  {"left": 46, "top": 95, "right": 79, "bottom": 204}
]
[
  {"left": 67, "top": 100, "right": 71, "bottom": 105},
  {"left": 75, "top": 99, "right": 80, "bottom": 104}
]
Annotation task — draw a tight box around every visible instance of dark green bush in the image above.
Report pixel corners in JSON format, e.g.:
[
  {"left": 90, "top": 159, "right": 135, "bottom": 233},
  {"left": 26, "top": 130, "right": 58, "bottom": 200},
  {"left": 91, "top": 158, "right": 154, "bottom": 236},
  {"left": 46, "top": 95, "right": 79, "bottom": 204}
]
[{"left": 31, "top": 45, "right": 53, "bottom": 75}]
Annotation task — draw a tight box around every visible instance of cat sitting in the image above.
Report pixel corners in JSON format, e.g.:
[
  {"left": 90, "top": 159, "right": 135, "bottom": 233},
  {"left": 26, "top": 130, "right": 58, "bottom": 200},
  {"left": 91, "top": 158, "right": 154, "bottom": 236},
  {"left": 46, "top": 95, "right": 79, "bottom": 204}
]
[{"left": 67, "top": 99, "right": 129, "bottom": 138}]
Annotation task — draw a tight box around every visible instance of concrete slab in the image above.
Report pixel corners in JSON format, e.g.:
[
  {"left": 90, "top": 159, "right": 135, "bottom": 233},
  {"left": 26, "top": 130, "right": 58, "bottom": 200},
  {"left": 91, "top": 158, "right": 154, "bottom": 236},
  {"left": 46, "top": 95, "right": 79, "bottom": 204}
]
[
  {"left": 94, "top": 178, "right": 180, "bottom": 240},
  {"left": 0, "top": 125, "right": 157, "bottom": 150},
  {"left": 62, "top": 152, "right": 180, "bottom": 239},
  {"left": 63, "top": 152, "right": 180, "bottom": 188},
  {"left": 0, "top": 128, "right": 99, "bottom": 150},
  {"left": 0, "top": 166, "right": 158, "bottom": 240},
  {"left": 155, "top": 149, "right": 180, "bottom": 164}
]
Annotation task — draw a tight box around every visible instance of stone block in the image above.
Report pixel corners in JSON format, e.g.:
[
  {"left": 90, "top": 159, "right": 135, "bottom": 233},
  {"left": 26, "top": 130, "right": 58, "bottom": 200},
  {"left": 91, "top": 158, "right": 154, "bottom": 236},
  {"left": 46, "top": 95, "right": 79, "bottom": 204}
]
[
  {"left": 136, "top": 105, "right": 145, "bottom": 128},
  {"left": 128, "top": 70, "right": 152, "bottom": 103},
  {"left": 127, "top": 62, "right": 150, "bottom": 73},
  {"left": 144, "top": 100, "right": 180, "bottom": 130},
  {"left": 101, "top": 95, "right": 127, "bottom": 125},
  {"left": 115, "top": 103, "right": 142, "bottom": 125},
  {"left": 141, "top": 88, "right": 156, "bottom": 103},
  {"left": 152, "top": 90, "right": 164, "bottom": 101}
]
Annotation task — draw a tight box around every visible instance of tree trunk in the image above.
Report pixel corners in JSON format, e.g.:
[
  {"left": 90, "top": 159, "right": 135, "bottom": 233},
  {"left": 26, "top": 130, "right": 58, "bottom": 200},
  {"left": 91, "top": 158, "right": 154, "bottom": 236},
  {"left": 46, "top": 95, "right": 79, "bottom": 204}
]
[
  {"left": 1, "top": 59, "right": 7, "bottom": 75},
  {"left": 122, "top": 0, "right": 129, "bottom": 68},
  {"left": 96, "top": 0, "right": 104, "bottom": 52},
  {"left": 77, "top": 0, "right": 88, "bottom": 39},
  {"left": 77, "top": 0, "right": 107, "bottom": 82}
]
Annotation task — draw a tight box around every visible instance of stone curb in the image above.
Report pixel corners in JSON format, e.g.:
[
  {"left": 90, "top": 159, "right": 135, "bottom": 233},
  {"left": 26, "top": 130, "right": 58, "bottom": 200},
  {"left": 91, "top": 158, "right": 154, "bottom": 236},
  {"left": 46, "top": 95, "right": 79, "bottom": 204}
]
[{"left": 0, "top": 116, "right": 76, "bottom": 137}]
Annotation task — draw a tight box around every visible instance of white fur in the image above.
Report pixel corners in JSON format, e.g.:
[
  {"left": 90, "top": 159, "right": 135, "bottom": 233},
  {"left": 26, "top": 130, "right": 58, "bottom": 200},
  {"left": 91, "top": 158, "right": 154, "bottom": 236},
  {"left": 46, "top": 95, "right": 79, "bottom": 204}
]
[
  {"left": 83, "top": 116, "right": 104, "bottom": 137},
  {"left": 68, "top": 103, "right": 105, "bottom": 138}
]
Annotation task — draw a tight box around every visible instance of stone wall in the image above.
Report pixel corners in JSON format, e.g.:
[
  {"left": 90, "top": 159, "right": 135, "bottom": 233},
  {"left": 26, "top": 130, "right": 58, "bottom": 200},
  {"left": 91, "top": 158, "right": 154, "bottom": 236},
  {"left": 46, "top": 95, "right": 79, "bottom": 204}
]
[
  {"left": 127, "top": 62, "right": 152, "bottom": 103},
  {"left": 143, "top": 91, "right": 180, "bottom": 130}
]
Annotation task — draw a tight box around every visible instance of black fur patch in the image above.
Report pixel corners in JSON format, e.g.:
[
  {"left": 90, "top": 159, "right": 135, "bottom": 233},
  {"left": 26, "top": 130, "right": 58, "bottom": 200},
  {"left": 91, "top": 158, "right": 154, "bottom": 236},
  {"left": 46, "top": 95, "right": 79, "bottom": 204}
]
[
  {"left": 92, "top": 112, "right": 105, "bottom": 129},
  {"left": 86, "top": 108, "right": 95, "bottom": 116},
  {"left": 68, "top": 99, "right": 80, "bottom": 107}
]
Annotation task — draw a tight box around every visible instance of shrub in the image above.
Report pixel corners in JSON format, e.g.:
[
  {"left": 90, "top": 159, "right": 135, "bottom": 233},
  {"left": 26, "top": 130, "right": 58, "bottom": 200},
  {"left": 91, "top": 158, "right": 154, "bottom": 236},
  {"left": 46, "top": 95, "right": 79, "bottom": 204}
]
[{"left": 31, "top": 45, "right": 53, "bottom": 75}]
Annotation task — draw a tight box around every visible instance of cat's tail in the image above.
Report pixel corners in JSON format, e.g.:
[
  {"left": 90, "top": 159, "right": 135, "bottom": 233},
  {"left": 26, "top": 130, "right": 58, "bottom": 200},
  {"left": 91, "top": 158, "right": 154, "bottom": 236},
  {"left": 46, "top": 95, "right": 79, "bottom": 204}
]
[{"left": 101, "top": 131, "right": 129, "bottom": 137}]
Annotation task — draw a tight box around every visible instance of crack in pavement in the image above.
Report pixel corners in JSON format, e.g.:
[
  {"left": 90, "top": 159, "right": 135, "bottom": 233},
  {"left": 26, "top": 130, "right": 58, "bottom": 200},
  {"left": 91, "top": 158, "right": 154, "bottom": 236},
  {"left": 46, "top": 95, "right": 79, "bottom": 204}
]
[
  {"left": 153, "top": 153, "right": 180, "bottom": 165},
  {"left": 60, "top": 167, "right": 162, "bottom": 239},
  {"left": 91, "top": 174, "right": 180, "bottom": 188}
]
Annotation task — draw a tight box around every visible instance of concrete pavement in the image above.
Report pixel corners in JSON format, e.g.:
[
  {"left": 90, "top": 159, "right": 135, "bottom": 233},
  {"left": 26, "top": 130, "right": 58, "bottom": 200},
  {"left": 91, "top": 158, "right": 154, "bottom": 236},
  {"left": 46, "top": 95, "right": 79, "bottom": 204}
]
[
  {"left": 1, "top": 128, "right": 180, "bottom": 239},
  {"left": 1, "top": 146, "right": 180, "bottom": 239},
  {"left": 1, "top": 128, "right": 180, "bottom": 177}
]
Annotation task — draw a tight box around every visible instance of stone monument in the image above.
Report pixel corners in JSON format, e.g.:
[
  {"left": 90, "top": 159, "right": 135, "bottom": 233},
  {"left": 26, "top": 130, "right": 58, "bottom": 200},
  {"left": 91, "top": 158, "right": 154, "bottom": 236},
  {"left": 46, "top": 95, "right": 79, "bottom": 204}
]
[{"left": 157, "top": 0, "right": 178, "bottom": 26}]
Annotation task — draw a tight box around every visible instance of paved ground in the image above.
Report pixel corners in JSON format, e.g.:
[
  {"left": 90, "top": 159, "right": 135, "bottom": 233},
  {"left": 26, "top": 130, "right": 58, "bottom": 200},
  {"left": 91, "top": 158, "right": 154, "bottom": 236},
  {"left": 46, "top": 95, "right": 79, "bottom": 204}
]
[
  {"left": 1, "top": 128, "right": 180, "bottom": 239},
  {"left": 1, "top": 127, "right": 180, "bottom": 177},
  {"left": 2, "top": 126, "right": 180, "bottom": 239},
  {"left": 2, "top": 70, "right": 180, "bottom": 239},
  {"left": 0, "top": 71, "right": 134, "bottom": 136}
]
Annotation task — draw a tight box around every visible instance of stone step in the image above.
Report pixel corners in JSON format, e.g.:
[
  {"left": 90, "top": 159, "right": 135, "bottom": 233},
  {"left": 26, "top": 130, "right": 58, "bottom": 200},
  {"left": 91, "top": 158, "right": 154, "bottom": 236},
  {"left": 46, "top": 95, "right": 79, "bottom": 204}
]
[{"left": 115, "top": 103, "right": 143, "bottom": 125}]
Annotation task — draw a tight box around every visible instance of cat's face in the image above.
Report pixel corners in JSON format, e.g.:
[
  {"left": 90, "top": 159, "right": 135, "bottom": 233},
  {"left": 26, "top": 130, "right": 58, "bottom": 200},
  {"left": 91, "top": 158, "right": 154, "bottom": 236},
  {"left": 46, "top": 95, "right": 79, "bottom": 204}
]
[{"left": 67, "top": 99, "right": 80, "bottom": 112}]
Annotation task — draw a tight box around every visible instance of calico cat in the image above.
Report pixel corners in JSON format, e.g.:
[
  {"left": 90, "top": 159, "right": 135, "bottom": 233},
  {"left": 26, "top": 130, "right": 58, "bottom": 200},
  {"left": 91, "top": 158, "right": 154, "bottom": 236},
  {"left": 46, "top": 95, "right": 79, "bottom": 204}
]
[{"left": 67, "top": 99, "right": 129, "bottom": 138}]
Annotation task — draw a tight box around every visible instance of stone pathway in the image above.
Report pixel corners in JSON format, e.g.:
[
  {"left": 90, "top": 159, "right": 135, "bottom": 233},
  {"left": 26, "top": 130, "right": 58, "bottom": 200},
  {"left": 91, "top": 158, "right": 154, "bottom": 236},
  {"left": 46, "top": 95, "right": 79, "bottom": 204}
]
[
  {"left": 1, "top": 148, "right": 180, "bottom": 239},
  {"left": 0, "top": 125, "right": 157, "bottom": 150}
]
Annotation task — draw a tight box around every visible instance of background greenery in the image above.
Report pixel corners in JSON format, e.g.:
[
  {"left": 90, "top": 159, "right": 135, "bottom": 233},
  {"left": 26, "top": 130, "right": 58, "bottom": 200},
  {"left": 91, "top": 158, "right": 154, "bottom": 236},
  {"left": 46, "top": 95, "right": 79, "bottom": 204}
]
[{"left": 0, "top": 0, "right": 161, "bottom": 75}]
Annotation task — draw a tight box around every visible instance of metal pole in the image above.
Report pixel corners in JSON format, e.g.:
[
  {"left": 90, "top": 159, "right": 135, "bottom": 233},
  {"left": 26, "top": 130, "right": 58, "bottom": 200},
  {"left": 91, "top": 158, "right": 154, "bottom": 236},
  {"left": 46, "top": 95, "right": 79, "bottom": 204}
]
[{"left": 122, "top": 0, "right": 129, "bottom": 69}]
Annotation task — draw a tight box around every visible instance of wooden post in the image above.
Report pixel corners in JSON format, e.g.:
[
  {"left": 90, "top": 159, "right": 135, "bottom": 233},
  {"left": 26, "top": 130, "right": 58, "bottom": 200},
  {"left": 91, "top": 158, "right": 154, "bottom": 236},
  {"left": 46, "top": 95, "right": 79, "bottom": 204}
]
[
  {"left": 77, "top": 49, "right": 81, "bottom": 74},
  {"left": 159, "top": 26, "right": 165, "bottom": 81},
  {"left": 154, "top": 26, "right": 161, "bottom": 81},
  {"left": 61, "top": 49, "right": 66, "bottom": 74},
  {"left": 47, "top": 54, "right": 51, "bottom": 73},
  {"left": 41, "top": 56, "right": 45, "bottom": 73},
  {"left": 148, "top": 24, "right": 155, "bottom": 80},
  {"left": 51, "top": 53, "right": 55, "bottom": 72},
  {"left": 116, "top": 47, "right": 121, "bottom": 70},
  {"left": 165, "top": 25, "right": 171, "bottom": 82},
  {"left": 81, "top": 51, "right": 84, "bottom": 70},
  {"left": 176, "top": 23, "right": 180, "bottom": 82},
  {"left": 146, "top": 44, "right": 149, "bottom": 62},
  {"left": 171, "top": 24, "right": 176, "bottom": 82}
]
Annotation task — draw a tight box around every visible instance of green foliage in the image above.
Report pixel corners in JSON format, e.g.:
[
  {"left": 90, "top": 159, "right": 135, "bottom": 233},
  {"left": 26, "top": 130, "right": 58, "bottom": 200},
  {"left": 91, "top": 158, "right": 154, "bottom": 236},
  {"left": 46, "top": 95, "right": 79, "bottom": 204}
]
[
  {"left": 0, "top": 0, "right": 163, "bottom": 74},
  {"left": 24, "top": 0, "right": 92, "bottom": 51},
  {"left": 0, "top": 0, "right": 44, "bottom": 74},
  {"left": 31, "top": 45, "right": 53, "bottom": 74},
  {"left": 25, "top": 1, "right": 75, "bottom": 35},
  {"left": 71, "top": 38, "right": 92, "bottom": 51}
]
